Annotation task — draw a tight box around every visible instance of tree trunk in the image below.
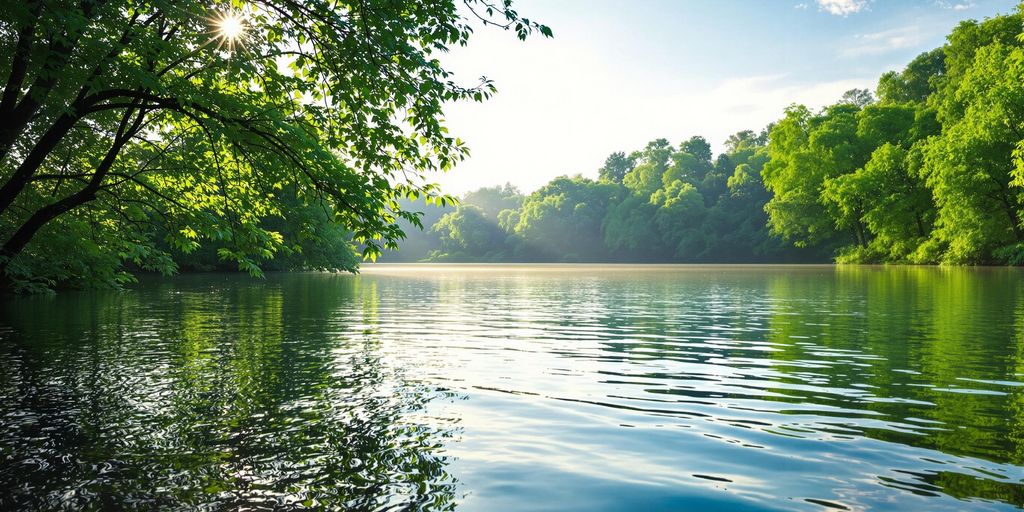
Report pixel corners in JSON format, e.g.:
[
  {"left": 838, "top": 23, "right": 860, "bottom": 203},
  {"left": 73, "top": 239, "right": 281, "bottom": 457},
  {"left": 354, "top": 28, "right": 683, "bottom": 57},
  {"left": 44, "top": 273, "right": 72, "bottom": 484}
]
[
  {"left": 0, "top": 112, "right": 81, "bottom": 217},
  {"left": 0, "top": 2, "right": 41, "bottom": 117},
  {"left": 998, "top": 194, "right": 1023, "bottom": 242},
  {"left": 0, "top": 122, "right": 132, "bottom": 277},
  {"left": 0, "top": 188, "right": 98, "bottom": 274},
  {"left": 0, "top": 0, "right": 106, "bottom": 162}
]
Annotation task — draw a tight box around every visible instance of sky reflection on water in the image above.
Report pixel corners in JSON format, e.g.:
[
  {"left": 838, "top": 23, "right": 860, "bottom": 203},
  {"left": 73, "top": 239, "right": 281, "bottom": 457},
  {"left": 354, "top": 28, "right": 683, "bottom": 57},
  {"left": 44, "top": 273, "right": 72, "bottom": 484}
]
[{"left": 2, "top": 265, "right": 1024, "bottom": 511}]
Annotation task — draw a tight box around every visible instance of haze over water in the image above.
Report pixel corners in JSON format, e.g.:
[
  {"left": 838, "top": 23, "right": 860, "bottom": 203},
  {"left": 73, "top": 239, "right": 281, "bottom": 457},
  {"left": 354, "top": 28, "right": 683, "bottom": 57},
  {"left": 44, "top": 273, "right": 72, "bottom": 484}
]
[{"left": 2, "top": 265, "right": 1024, "bottom": 511}]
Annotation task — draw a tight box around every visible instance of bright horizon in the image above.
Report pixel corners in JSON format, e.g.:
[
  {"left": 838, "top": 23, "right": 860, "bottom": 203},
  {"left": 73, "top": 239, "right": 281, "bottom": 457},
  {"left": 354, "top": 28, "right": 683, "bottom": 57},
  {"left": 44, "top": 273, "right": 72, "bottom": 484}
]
[{"left": 435, "top": 0, "right": 1019, "bottom": 195}]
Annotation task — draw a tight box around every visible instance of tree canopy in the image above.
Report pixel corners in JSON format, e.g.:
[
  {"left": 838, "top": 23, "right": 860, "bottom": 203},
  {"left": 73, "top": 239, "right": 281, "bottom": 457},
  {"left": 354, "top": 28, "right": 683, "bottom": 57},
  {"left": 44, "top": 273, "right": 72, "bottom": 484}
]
[
  {"left": 381, "top": 128, "right": 823, "bottom": 264},
  {"left": 762, "top": 6, "right": 1024, "bottom": 265},
  {"left": 0, "top": 0, "right": 549, "bottom": 290},
  {"left": 7, "top": 2, "right": 1024, "bottom": 286}
]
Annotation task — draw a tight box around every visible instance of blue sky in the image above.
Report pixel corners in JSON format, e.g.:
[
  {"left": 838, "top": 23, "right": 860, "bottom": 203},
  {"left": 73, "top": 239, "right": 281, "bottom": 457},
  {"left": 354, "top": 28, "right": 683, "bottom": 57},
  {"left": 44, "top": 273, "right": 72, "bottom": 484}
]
[{"left": 436, "top": 0, "right": 1020, "bottom": 195}]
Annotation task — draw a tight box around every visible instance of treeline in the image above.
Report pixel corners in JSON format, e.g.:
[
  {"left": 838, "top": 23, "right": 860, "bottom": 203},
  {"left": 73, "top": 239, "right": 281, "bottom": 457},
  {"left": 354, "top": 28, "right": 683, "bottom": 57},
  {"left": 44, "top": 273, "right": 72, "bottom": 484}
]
[
  {"left": 386, "top": 7, "right": 1024, "bottom": 265},
  {"left": 382, "top": 130, "right": 825, "bottom": 263},
  {"left": 764, "top": 10, "right": 1024, "bottom": 264}
]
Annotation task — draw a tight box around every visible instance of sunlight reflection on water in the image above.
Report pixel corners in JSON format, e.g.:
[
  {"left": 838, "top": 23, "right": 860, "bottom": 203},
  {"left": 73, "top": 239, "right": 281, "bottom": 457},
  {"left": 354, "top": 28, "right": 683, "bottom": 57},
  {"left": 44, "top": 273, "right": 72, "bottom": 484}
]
[{"left": 2, "top": 264, "right": 1024, "bottom": 511}]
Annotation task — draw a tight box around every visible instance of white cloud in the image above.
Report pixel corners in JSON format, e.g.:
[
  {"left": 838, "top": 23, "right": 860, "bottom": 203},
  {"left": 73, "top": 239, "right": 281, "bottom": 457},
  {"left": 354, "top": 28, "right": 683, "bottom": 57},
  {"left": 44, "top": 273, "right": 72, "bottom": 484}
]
[
  {"left": 935, "top": 1, "right": 975, "bottom": 10},
  {"left": 840, "top": 26, "right": 926, "bottom": 57},
  {"left": 816, "top": 0, "right": 868, "bottom": 16},
  {"left": 794, "top": 3, "right": 809, "bottom": 10}
]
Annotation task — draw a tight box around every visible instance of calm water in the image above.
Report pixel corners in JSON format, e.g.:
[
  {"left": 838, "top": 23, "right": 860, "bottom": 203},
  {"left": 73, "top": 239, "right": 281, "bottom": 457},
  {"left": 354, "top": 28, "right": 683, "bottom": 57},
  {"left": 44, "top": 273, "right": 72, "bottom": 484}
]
[{"left": 2, "top": 265, "right": 1024, "bottom": 511}]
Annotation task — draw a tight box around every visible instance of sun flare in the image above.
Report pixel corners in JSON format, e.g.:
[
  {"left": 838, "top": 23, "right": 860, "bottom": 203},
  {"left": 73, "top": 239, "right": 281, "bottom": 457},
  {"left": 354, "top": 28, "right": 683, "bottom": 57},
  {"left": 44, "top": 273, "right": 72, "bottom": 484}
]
[{"left": 213, "top": 10, "right": 246, "bottom": 51}]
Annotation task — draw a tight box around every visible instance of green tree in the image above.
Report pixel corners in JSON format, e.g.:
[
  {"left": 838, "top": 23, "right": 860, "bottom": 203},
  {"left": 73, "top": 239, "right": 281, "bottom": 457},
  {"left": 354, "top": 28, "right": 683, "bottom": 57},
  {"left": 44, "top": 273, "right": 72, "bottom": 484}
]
[
  {"left": 762, "top": 104, "right": 866, "bottom": 249},
  {"left": 172, "top": 187, "right": 361, "bottom": 272},
  {"left": 377, "top": 197, "right": 453, "bottom": 263},
  {"left": 840, "top": 88, "right": 875, "bottom": 108},
  {"left": 497, "top": 208, "right": 520, "bottom": 233},
  {"left": 429, "top": 205, "right": 506, "bottom": 260},
  {"left": 757, "top": 6, "right": 1024, "bottom": 265},
  {"left": 924, "top": 39, "right": 1024, "bottom": 264},
  {"left": 0, "top": 0, "right": 549, "bottom": 290},
  {"left": 699, "top": 138, "right": 808, "bottom": 263},
  {"left": 598, "top": 151, "right": 636, "bottom": 184},
  {"left": 857, "top": 104, "right": 916, "bottom": 148},
  {"left": 623, "top": 139, "right": 672, "bottom": 198},
  {"left": 725, "top": 129, "right": 769, "bottom": 153},
  {"left": 698, "top": 153, "right": 732, "bottom": 205},
  {"left": 513, "top": 175, "right": 619, "bottom": 261},
  {"left": 651, "top": 180, "right": 706, "bottom": 258},
  {"left": 680, "top": 136, "right": 713, "bottom": 169},
  {"left": 876, "top": 48, "right": 945, "bottom": 104},
  {"left": 602, "top": 195, "right": 663, "bottom": 258},
  {"left": 942, "top": 13, "right": 1022, "bottom": 82},
  {"left": 462, "top": 183, "right": 524, "bottom": 220},
  {"left": 726, "top": 163, "right": 761, "bottom": 198},
  {"left": 822, "top": 144, "right": 934, "bottom": 262}
]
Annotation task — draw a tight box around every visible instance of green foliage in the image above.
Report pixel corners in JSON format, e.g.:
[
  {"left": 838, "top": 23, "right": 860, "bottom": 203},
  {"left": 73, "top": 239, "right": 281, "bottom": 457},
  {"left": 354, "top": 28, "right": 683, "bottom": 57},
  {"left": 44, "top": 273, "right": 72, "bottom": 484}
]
[
  {"left": 727, "top": 164, "right": 759, "bottom": 196},
  {"left": 876, "top": 49, "right": 945, "bottom": 104},
  {"left": 602, "top": 195, "right": 662, "bottom": 256},
  {"left": 651, "top": 180, "right": 706, "bottom": 257},
  {"left": 942, "top": 12, "right": 1022, "bottom": 81},
  {"left": 840, "top": 88, "right": 876, "bottom": 108},
  {"left": 0, "top": 0, "right": 549, "bottom": 290},
  {"left": 15, "top": 1, "right": 1024, "bottom": 274},
  {"left": 763, "top": 7, "right": 1024, "bottom": 265},
  {"left": 680, "top": 136, "right": 713, "bottom": 165},
  {"left": 762, "top": 105, "right": 851, "bottom": 248},
  {"left": 497, "top": 208, "right": 520, "bottom": 233},
  {"left": 171, "top": 189, "right": 360, "bottom": 273},
  {"left": 512, "top": 175, "right": 621, "bottom": 261},
  {"left": 725, "top": 129, "right": 769, "bottom": 153},
  {"left": 377, "top": 197, "right": 453, "bottom": 263},
  {"left": 924, "top": 32, "right": 1024, "bottom": 264},
  {"left": 857, "top": 104, "right": 916, "bottom": 147},
  {"left": 598, "top": 152, "right": 636, "bottom": 184},
  {"left": 623, "top": 139, "right": 672, "bottom": 197},
  {"left": 823, "top": 144, "right": 934, "bottom": 262},
  {"left": 377, "top": 4, "right": 1024, "bottom": 268},
  {"left": 429, "top": 205, "right": 507, "bottom": 261},
  {"left": 392, "top": 129, "right": 820, "bottom": 264},
  {"left": 461, "top": 183, "right": 524, "bottom": 219}
]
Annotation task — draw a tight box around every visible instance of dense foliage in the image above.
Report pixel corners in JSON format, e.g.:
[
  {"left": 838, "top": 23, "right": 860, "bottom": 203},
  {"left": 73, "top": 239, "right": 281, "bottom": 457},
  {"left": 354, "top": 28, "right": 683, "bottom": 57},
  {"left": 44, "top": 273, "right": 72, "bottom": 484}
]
[
  {"left": 6, "top": 3, "right": 1024, "bottom": 287},
  {"left": 388, "top": 6, "right": 1024, "bottom": 266},
  {"left": 763, "top": 6, "right": 1024, "bottom": 265},
  {"left": 383, "top": 131, "right": 824, "bottom": 263},
  {"left": 0, "top": 0, "right": 548, "bottom": 291}
]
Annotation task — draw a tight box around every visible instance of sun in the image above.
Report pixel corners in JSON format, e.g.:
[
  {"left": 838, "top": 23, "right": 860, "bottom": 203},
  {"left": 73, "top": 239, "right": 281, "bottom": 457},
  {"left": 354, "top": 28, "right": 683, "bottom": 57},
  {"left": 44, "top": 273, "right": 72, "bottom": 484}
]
[
  {"left": 213, "top": 10, "right": 247, "bottom": 51},
  {"left": 219, "top": 13, "right": 244, "bottom": 41}
]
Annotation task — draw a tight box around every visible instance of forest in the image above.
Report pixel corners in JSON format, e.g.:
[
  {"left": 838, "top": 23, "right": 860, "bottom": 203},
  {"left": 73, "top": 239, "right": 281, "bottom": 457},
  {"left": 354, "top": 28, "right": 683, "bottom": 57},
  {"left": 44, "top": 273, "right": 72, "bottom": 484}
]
[
  {"left": 1, "top": 2, "right": 1024, "bottom": 292},
  {"left": 385, "top": 9, "right": 1024, "bottom": 266},
  {"left": 381, "top": 132, "right": 825, "bottom": 263}
]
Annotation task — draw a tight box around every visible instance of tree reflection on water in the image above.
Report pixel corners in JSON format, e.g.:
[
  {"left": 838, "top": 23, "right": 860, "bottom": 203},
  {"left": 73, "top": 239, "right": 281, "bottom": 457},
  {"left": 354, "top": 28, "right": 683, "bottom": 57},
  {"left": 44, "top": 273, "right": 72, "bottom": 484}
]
[{"left": 0, "top": 274, "right": 459, "bottom": 510}]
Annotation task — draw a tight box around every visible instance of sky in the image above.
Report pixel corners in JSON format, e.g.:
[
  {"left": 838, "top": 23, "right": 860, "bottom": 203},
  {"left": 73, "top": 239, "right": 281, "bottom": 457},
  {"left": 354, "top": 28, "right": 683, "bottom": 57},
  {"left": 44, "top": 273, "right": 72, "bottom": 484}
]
[{"left": 433, "top": 0, "right": 1020, "bottom": 195}]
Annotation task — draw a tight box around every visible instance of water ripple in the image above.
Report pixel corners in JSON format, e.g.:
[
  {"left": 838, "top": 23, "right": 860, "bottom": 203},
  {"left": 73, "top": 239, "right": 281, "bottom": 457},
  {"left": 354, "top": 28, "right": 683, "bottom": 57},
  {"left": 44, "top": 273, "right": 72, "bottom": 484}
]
[{"left": 1, "top": 265, "right": 1024, "bottom": 511}]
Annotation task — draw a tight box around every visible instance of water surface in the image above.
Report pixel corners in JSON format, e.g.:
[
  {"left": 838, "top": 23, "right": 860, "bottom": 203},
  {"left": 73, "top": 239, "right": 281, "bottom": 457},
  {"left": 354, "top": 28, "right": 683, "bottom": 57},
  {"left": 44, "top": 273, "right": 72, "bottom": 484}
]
[{"left": 2, "top": 264, "right": 1024, "bottom": 510}]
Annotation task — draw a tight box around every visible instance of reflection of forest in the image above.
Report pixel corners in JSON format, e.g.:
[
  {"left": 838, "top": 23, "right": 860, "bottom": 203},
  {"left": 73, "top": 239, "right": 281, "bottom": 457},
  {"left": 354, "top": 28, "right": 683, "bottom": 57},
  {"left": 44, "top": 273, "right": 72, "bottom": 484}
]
[
  {"left": 3, "top": 268, "right": 1024, "bottom": 509},
  {"left": 0, "top": 274, "right": 457, "bottom": 510},
  {"left": 543, "top": 267, "right": 1024, "bottom": 507},
  {"left": 764, "top": 267, "right": 1024, "bottom": 505}
]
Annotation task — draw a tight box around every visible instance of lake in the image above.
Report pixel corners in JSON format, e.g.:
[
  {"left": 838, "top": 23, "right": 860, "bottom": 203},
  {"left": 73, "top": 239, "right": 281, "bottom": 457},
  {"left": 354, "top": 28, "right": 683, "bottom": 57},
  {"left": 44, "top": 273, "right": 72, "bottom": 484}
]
[{"left": 2, "top": 264, "right": 1024, "bottom": 511}]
